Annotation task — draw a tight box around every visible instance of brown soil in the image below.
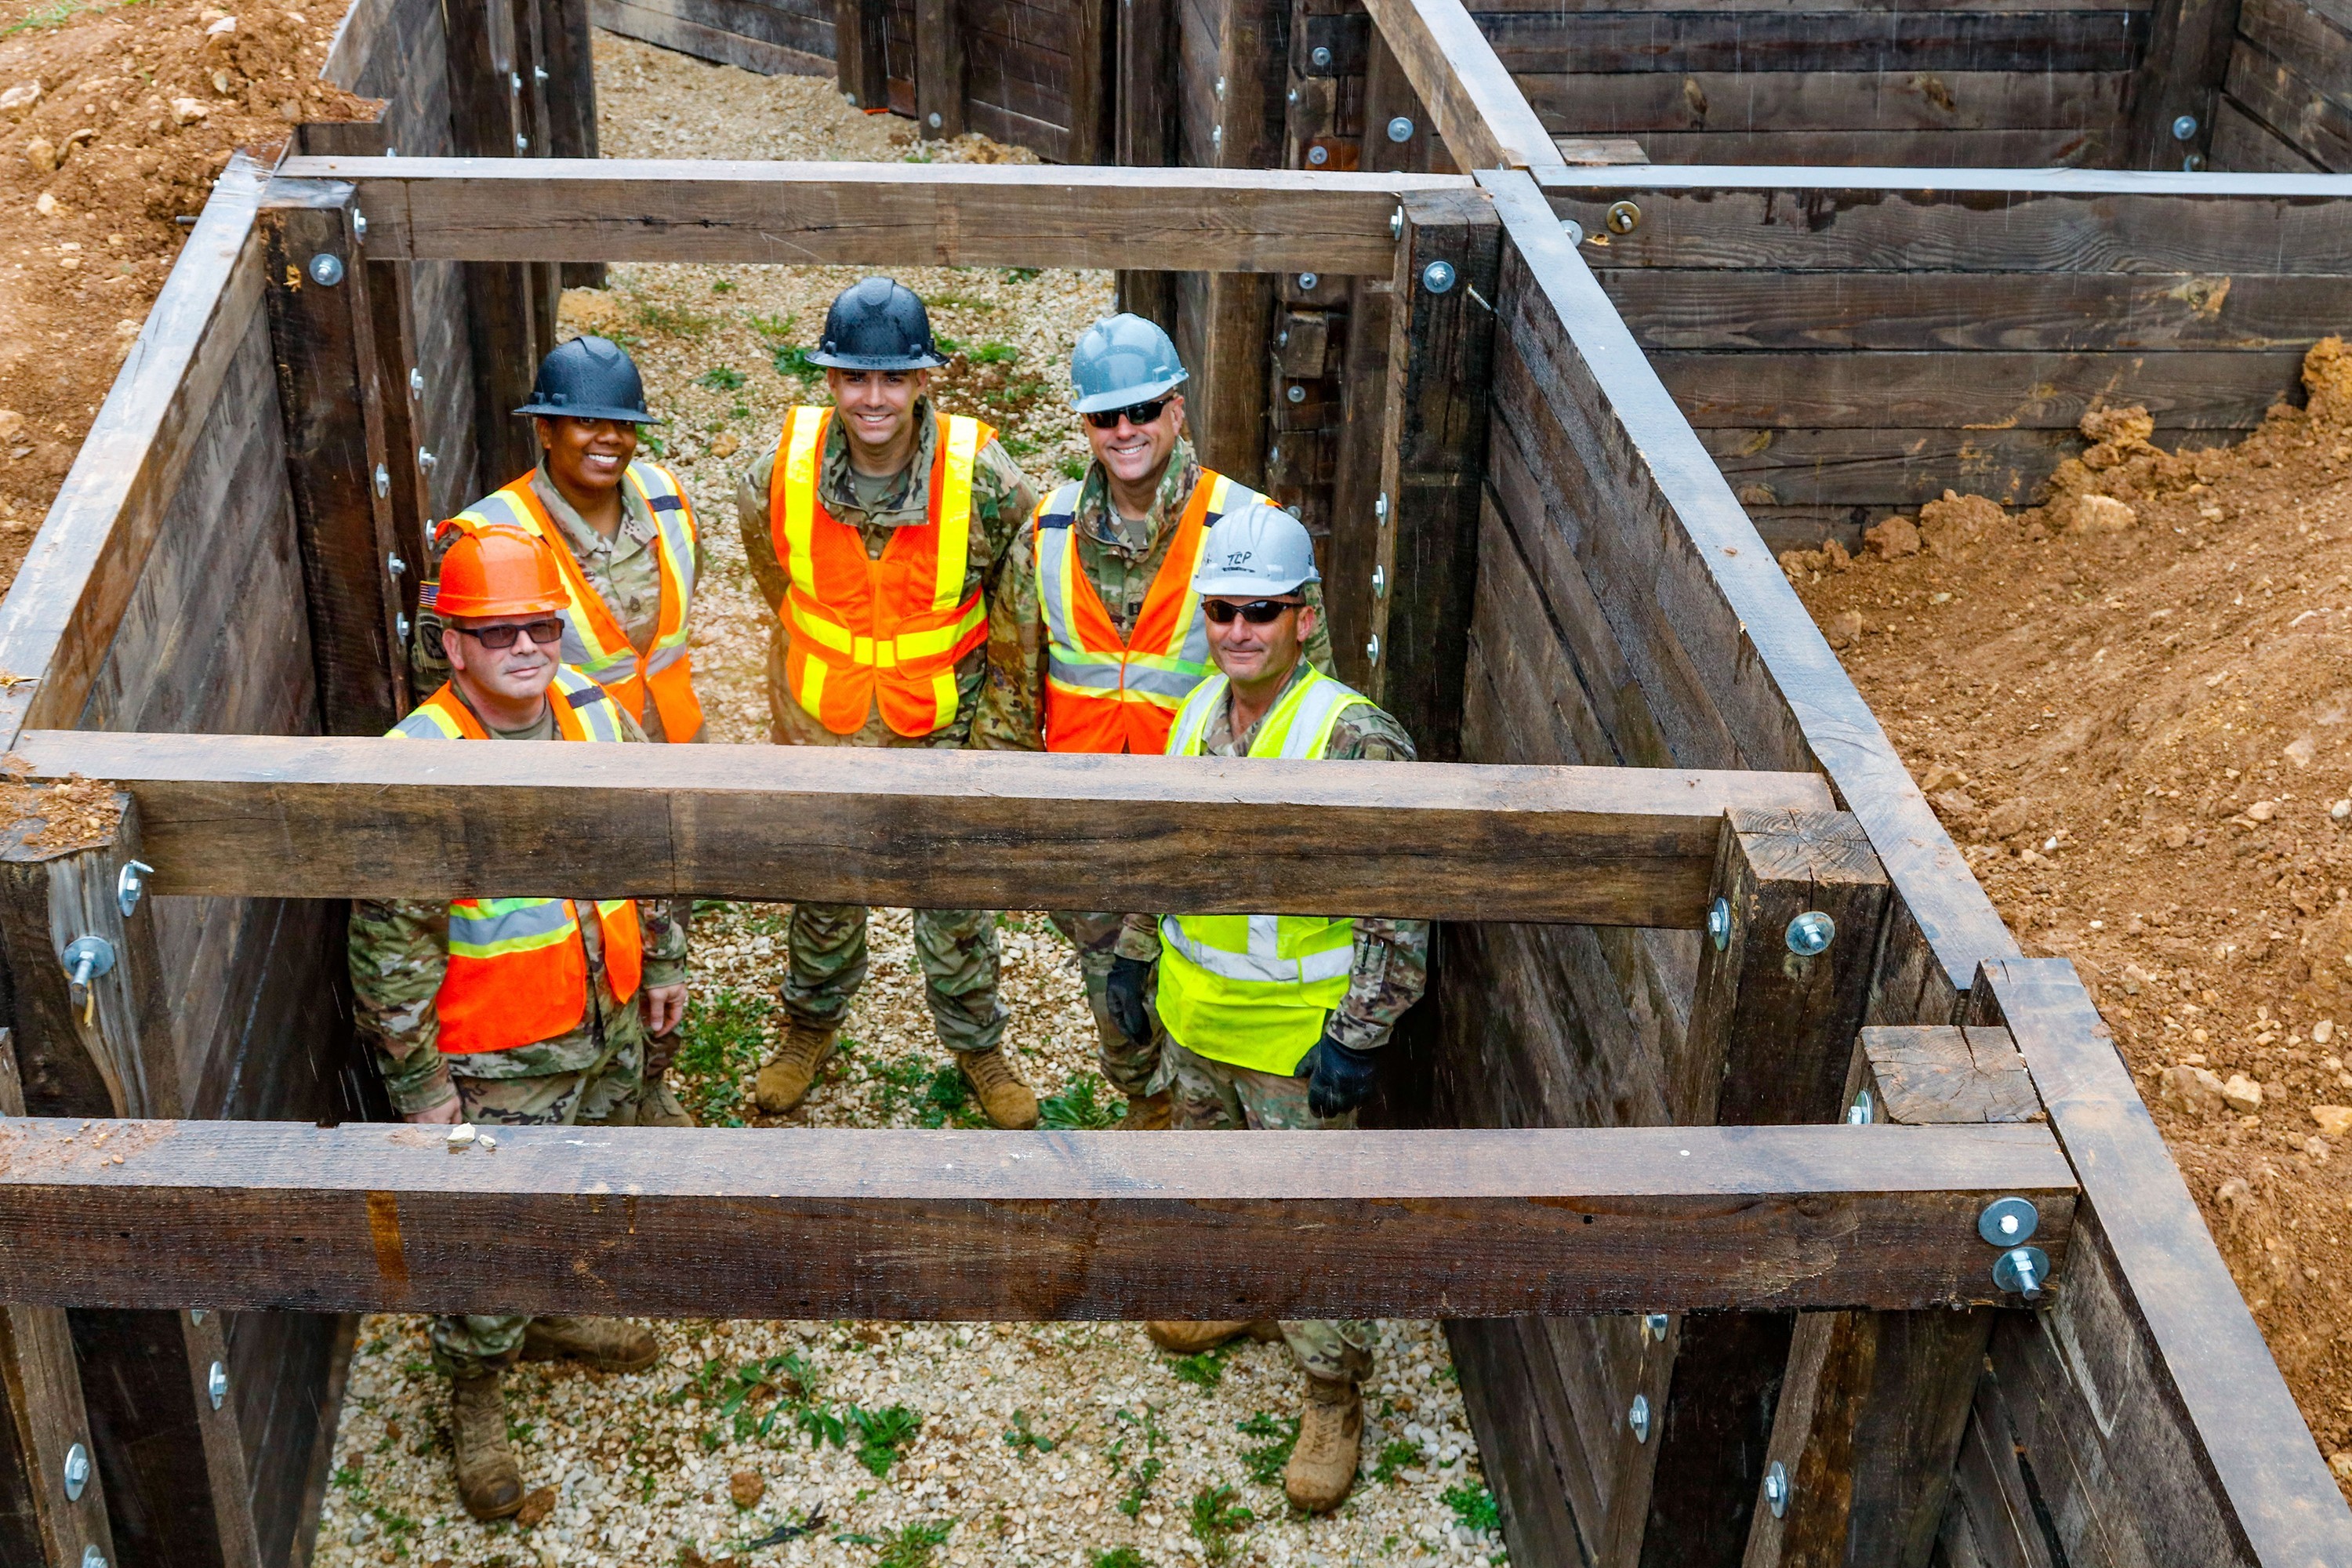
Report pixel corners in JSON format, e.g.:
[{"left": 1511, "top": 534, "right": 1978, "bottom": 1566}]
[
  {"left": 0, "top": 0, "right": 370, "bottom": 589},
  {"left": 1782, "top": 340, "right": 2352, "bottom": 1493}
]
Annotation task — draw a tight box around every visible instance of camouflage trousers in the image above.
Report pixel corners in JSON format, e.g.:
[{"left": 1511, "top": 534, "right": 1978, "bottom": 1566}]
[
  {"left": 1164, "top": 1039, "right": 1375, "bottom": 1385},
  {"left": 433, "top": 1037, "right": 671, "bottom": 1377},
  {"left": 783, "top": 902, "right": 1007, "bottom": 1055},
  {"left": 1049, "top": 910, "right": 1161, "bottom": 1094}
]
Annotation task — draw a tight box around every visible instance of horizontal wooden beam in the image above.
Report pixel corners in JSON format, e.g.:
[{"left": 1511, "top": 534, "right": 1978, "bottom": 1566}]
[
  {"left": 0, "top": 1120, "right": 2075, "bottom": 1318},
  {"left": 280, "top": 158, "right": 1475, "bottom": 271},
  {"left": 14, "top": 731, "right": 1836, "bottom": 924},
  {"left": 1363, "top": 0, "right": 1564, "bottom": 170}
]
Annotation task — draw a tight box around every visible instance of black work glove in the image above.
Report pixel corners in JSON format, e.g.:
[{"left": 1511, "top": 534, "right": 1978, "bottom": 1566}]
[
  {"left": 1301, "top": 1032, "right": 1380, "bottom": 1119},
  {"left": 1105, "top": 954, "right": 1155, "bottom": 1047}
]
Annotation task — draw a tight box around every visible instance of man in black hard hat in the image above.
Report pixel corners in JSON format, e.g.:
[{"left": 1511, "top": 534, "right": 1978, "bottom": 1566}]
[
  {"left": 416, "top": 333, "right": 706, "bottom": 1134},
  {"left": 733, "top": 275, "right": 1044, "bottom": 1130}
]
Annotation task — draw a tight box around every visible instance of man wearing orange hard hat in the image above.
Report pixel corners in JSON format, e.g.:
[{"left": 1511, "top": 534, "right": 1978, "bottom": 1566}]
[{"left": 350, "top": 525, "right": 692, "bottom": 1523}]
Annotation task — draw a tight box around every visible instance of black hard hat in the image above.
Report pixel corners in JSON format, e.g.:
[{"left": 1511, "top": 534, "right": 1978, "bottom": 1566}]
[
  {"left": 807, "top": 277, "right": 946, "bottom": 372},
  {"left": 514, "top": 335, "right": 664, "bottom": 424}
]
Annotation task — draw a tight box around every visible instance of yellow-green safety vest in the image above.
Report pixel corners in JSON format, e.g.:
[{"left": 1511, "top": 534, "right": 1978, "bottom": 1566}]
[{"left": 1154, "top": 665, "right": 1371, "bottom": 1075}]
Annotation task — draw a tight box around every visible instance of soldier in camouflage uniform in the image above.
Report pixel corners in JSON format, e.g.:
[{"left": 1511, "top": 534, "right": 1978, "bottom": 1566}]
[
  {"left": 735, "top": 278, "right": 1042, "bottom": 1129},
  {"left": 974, "top": 314, "right": 1335, "bottom": 1127},
  {"left": 1124, "top": 500, "right": 1428, "bottom": 1515},
  {"left": 353, "top": 524, "right": 691, "bottom": 1522}
]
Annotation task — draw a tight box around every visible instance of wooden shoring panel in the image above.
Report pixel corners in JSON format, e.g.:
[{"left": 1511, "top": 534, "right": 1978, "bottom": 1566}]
[
  {"left": 1515, "top": 70, "right": 2133, "bottom": 136},
  {"left": 13, "top": 729, "right": 1831, "bottom": 923},
  {"left": 1361, "top": 0, "right": 1560, "bottom": 167},
  {"left": 0, "top": 1120, "right": 2074, "bottom": 1318},
  {"left": 290, "top": 157, "right": 1472, "bottom": 271},
  {"left": 1964, "top": 959, "right": 2352, "bottom": 1566},
  {"left": 0, "top": 158, "right": 268, "bottom": 756},
  {"left": 1476, "top": 9, "right": 2153, "bottom": 76}
]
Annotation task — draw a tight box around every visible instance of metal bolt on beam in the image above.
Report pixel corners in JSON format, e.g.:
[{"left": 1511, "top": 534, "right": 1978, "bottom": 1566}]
[
  {"left": 419, "top": 448, "right": 437, "bottom": 470},
  {"left": 374, "top": 463, "right": 390, "bottom": 497},
  {"left": 62, "top": 935, "right": 114, "bottom": 1014},
  {"left": 1389, "top": 207, "right": 1402, "bottom": 240},
  {"left": 1978, "top": 1197, "right": 2039, "bottom": 1247},
  {"left": 82, "top": 1548, "right": 107, "bottom": 1568},
  {"left": 1287, "top": 87, "right": 1298, "bottom": 105},
  {"left": 307, "top": 253, "right": 345, "bottom": 286},
  {"left": 1706, "top": 896, "right": 1730, "bottom": 951},
  {"left": 409, "top": 367, "right": 424, "bottom": 397},
  {"left": 1846, "top": 1087, "right": 1874, "bottom": 1125},
  {"left": 510, "top": 70, "right": 521, "bottom": 93},
  {"left": 1287, "top": 383, "right": 1306, "bottom": 404},
  {"left": 2182, "top": 153, "right": 2205, "bottom": 172},
  {"left": 1628, "top": 1394, "right": 1651, "bottom": 1443},
  {"left": 1785, "top": 910, "right": 1835, "bottom": 956},
  {"left": 2172, "top": 113, "right": 2198, "bottom": 140},
  {"left": 1606, "top": 200, "right": 1641, "bottom": 234},
  {"left": 1371, "top": 564, "right": 1385, "bottom": 600},
  {"left": 1642, "top": 1312, "right": 1668, "bottom": 1342},
  {"left": 397, "top": 612, "right": 412, "bottom": 644},
  {"left": 1307, "top": 144, "right": 1327, "bottom": 166},
  {"left": 1375, "top": 492, "right": 1388, "bottom": 522},
  {"left": 1310, "top": 45, "right": 1331, "bottom": 67},
  {"left": 208, "top": 1360, "right": 228, "bottom": 1410},
  {"left": 1421, "top": 260, "right": 1456, "bottom": 293},
  {"left": 1763, "top": 1461, "right": 1790, "bottom": 1519},
  {"left": 117, "top": 859, "right": 153, "bottom": 917},
  {"left": 1561, "top": 218, "right": 1584, "bottom": 245},
  {"left": 1386, "top": 115, "right": 1414, "bottom": 143},
  {"left": 535, "top": 66, "right": 549, "bottom": 82},
  {"left": 516, "top": 134, "right": 529, "bottom": 151},
  {"left": 1298, "top": 271, "right": 1319, "bottom": 289},
  {"left": 353, "top": 210, "right": 367, "bottom": 242},
  {"left": 1993, "top": 1246, "right": 2050, "bottom": 1301},
  {"left": 389, "top": 553, "right": 408, "bottom": 577},
  {"left": 1365, "top": 634, "right": 1381, "bottom": 666},
  {"left": 63, "top": 1442, "right": 90, "bottom": 1501}
]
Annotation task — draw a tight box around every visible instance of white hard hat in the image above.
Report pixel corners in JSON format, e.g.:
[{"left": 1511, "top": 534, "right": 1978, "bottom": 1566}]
[{"left": 1192, "top": 499, "right": 1321, "bottom": 597}]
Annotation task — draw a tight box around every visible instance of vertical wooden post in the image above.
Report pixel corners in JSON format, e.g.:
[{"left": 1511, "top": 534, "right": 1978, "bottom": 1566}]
[
  {"left": 915, "top": 0, "right": 965, "bottom": 139},
  {"left": 1066, "top": 0, "right": 1115, "bottom": 165},
  {"left": 1366, "top": 187, "right": 1497, "bottom": 759},
  {"left": 445, "top": 0, "right": 549, "bottom": 492},
  {"left": 1359, "top": 24, "right": 1431, "bottom": 173},
  {"left": 540, "top": 0, "right": 604, "bottom": 289},
  {"left": 2125, "top": 0, "right": 2241, "bottom": 169},
  {"left": 1111, "top": 0, "right": 1176, "bottom": 328},
  {"left": 1629, "top": 808, "right": 1893, "bottom": 1568},
  {"left": 0, "top": 1036, "right": 118, "bottom": 1568},
  {"left": 835, "top": 0, "right": 891, "bottom": 111},
  {"left": 261, "top": 184, "right": 410, "bottom": 735},
  {"left": 1740, "top": 1025, "right": 2036, "bottom": 1568},
  {"left": 0, "top": 800, "right": 259, "bottom": 1567},
  {"left": 1323, "top": 269, "right": 1389, "bottom": 687}
]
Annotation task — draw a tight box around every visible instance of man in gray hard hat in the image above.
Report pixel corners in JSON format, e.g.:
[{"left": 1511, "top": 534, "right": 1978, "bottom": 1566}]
[
  {"left": 975, "top": 312, "right": 1335, "bottom": 1129},
  {"left": 735, "top": 275, "right": 1043, "bottom": 1130},
  {"left": 1123, "top": 498, "right": 1428, "bottom": 1514}
]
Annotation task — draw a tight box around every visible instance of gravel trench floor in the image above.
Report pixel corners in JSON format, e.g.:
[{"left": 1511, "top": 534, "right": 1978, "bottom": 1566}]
[{"left": 314, "top": 34, "right": 1504, "bottom": 1568}]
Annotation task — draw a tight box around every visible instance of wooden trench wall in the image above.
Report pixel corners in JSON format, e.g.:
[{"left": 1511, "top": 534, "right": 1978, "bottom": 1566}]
[{"left": 2, "top": 1, "right": 2352, "bottom": 1566}]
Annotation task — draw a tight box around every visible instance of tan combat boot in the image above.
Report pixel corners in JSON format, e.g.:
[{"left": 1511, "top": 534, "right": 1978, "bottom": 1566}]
[
  {"left": 754, "top": 1022, "right": 839, "bottom": 1114},
  {"left": 450, "top": 1371, "right": 524, "bottom": 1520},
  {"left": 635, "top": 1072, "right": 696, "bottom": 1128},
  {"left": 1145, "top": 1320, "right": 1283, "bottom": 1354},
  {"left": 521, "top": 1316, "right": 659, "bottom": 1373},
  {"left": 957, "top": 1047, "right": 1040, "bottom": 1129},
  {"left": 1118, "top": 1089, "right": 1173, "bottom": 1131},
  {"left": 1284, "top": 1374, "right": 1364, "bottom": 1514}
]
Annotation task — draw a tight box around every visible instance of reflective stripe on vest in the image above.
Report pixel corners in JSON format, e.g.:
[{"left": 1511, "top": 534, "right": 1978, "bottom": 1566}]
[
  {"left": 442, "top": 463, "right": 702, "bottom": 742},
  {"left": 384, "top": 667, "right": 644, "bottom": 1052},
  {"left": 767, "top": 407, "right": 992, "bottom": 738},
  {"left": 1152, "top": 666, "right": 1372, "bottom": 1076},
  {"left": 1035, "top": 471, "right": 1253, "bottom": 755}
]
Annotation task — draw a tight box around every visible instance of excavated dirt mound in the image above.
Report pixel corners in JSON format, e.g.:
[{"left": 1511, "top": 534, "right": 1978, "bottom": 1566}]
[
  {"left": 1784, "top": 340, "right": 2352, "bottom": 1494},
  {"left": 0, "top": 0, "right": 370, "bottom": 583}
]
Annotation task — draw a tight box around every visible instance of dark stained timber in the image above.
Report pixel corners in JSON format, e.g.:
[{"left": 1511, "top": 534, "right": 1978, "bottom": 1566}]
[{"left": 0, "top": 1120, "right": 2074, "bottom": 1318}]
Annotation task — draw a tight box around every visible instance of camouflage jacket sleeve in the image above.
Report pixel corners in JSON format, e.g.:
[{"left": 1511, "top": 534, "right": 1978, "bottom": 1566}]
[
  {"left": 348, "top": 897, "right": 458, "bottom": 1115},
  {"left": 973, "top": 504, "right": 1046, "bottom": 752},
  {"left": 735, "top": 448, "right": 789, "bottom": 617},
  {"left": 1324, "top": 705, "right": 1430, "bottom": 1051}
]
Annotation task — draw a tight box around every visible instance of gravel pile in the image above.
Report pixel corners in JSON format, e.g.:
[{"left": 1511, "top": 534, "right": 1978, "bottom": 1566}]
[{"left": 314, "top": 33, "right": 1503, "bottom": 1568}]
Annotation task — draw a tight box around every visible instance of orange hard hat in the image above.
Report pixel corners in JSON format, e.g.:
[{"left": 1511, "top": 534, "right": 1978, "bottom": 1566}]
[{"left": 432, "top": 524, "right": 568, "bottom": 619}]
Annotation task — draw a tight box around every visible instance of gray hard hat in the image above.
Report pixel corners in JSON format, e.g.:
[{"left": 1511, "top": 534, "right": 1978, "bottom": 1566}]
[
  {"left": 514, "top": 335, "right": 664, "bottom": 424},
  {"left": 1070, "top": 314, "right": 1187, "bottom": 414},
  {"left": 808, "top": 276, "right": 947, "bottom": 371},
  {"left": 1193, "top": 499, "right": 1321, "bottom": 597}
]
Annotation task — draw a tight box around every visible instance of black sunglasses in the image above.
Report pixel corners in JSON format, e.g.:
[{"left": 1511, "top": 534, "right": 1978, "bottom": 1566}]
[
  {"left": 449, "top": 618, "right": 565, "bottom": 650},
  {"left": 1201, "top": 598, "right": 1302, "bottom": 625},
  {"left": 1084, "top": 398, "right": 1168, "bottom": 430}
]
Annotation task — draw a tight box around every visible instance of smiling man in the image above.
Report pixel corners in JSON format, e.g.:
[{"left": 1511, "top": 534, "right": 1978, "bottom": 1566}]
[
  {"left": 973, "top": 313, "right": 1334, "bottom": 1128},
  {"left": 734, "top": 275, "right": 1043, "bottom": 1129}
]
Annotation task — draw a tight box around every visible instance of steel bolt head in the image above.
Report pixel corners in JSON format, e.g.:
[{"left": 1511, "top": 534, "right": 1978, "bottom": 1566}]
[
  {"left": 1306, "top": 143, "right": 1328, "bottom": 165},
  {"left": 1784, "top": 910, "right": 1835, "bottom": 956},
  {"left": 1372, "top": 564, "right": 1386, "bottom": 600},
  {"left": 1375, "top": 492, "right": 1388, "bottom": 521},
  {"left": 374, "top": 463, "right": 390, "bottom": 498},
  {"left": 1606, "top": 199, "right": 1641, "bottom": 234},
  {"left": 63, "top": 1442, "right": 89, "bottom": 1500},
  {"left": 534, "top": 65, "right": 550, "bottom": 82},
  {"left": 1764, "top": 1461, "right": 1790, "bottom": 1518},
  {"left": 1421, "top": 259, "right": 1457, "bottom": 293},
  {"left": 307, "top": 252, "right": 345, "bottom": 287},
  {"left": 1846, "top": 1087, "right": 1874, "bottom": 1126},
  {"left": 1389, "top": 207, "right": 1403, "bottom": 240},
  {"left": 515, "top": 133, "right": 528, "bottom": 151},
  {"left": 1365, "top": 634, "right": 1381, "bottom": 665},
  {"left": 208, "top": 1360, "right": 228, "bottom": 1410},
  {"left": 1978, "top": 1197, "right": 2039, "bottom": 1247},
  {"left": 1311, "top": 45, "right": 1331, "bottom": 67},
  {"left": 1993, "top": 1245, "right": 2051, "bottom": 1300},
  {"left": 1642, "top": 1312, "right": 1668, "bottom": 1341},
  {"left": 1387, "top": 114, "right": 1415, "bottom": 143},
  {"left": 2182, "top": 152, "right": 2205, "bottom": 172},
  {"left": 1628, "top": 1394, "right": 1650, "bottom": 1443},
  {"left": 1706, "top": 896, "right": 1730, "bottom": 951},
  {"left": 116, "top": 860, "right": 153, "bottom": 918},
  {"left": 1287, "top": 383, "right": 1306, "bottom": 404},
  {"left": 353, "top": 210, "right": 368, "bottom": 241},
  {"left": 82, "top": 1548, "right": 107, "bottom": 1568},
  {"left": 1562, "top": 218, "right": 1585, "bottom": 245},
  {"left": 408, "top": 367, "right": 424, "bottom": 397},
  {"left": 1299, "top": 271, "right": 1319, "bottom": 289},
  {"left": 2172, "top": 113, "right": 2198, "bottom": 141}
]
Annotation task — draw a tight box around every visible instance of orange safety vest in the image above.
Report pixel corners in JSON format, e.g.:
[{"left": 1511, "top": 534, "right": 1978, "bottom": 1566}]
[
  {"left": 1033, "top": 470, "right": 1258, "bottom": 755},
  {"left": 441, "top": 463, "right": 704, "bottom": 742},
  {"left": 767, "top": 406, "right": 993, "bottom": 738},
  {"left": 387, "top": 668, "right": 645, "bottom": 1054}
]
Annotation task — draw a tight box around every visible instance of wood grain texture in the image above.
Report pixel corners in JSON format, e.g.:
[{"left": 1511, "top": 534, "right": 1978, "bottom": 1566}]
[
  {"left": 2212, "top": 89, "right": 2327, "bottom": 171},
  {"left": 1518, "top": 69, "right": 2131, "bottom": 133},
  {"left": 592, "top": 0, "right": 834, "bottom": 73},
  {"left": 12, "top": 729, "right": 1833, "bottom": 923},
  {"left": 1364, "top": 0, "right": 1563, "bottom": 167},
  {"left": 290, "top": 156, "right": 1472, "bottom": 271},
  {"left": 1857, "top": 1024, "right": 2042, "bottom": 1125},
  {"left": 0, "top": 1295, "right": 114, "bottom": 1568},
  {"left": 1977, "top": 956, "right": 2352, "bottom": 1563},
  {"left": 1616, "top": 125, "right": 2115, "bottom": 165},
  {"left": 0, "top": 1120, "right": 2074, "bottom": 1316},
  {"left": 2225, "top": 31, "right": 2352, "bottom": 169},
  {"left": 1477, "top": 8, "right": 2150, "bottom": 74},
  {"left": 2125, "top": 0, "right": 2241, "bottom": 167}
]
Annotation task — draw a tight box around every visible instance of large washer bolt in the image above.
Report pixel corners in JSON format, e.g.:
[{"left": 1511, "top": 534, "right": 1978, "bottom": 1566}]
[{"left": 1785, "top": 911, "right": 1835, "bottom": 956}]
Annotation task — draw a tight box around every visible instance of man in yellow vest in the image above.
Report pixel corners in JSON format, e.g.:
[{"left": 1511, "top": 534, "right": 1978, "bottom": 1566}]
[
  {"left": 416, "top": 335, "right": 704, "bottom": 1127},
  {"left": 734, "top": 276, "right": 1041, "bottom": 1129},
  {"left": 352, "top": 526, "right": 691, "bottom": 1521},
  {"left": 1122, "top": 499, "right": 1428, "bottom": 1515},
  {"left": 974, "top": 314, "right": 1335, "bottom": 1129}
]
